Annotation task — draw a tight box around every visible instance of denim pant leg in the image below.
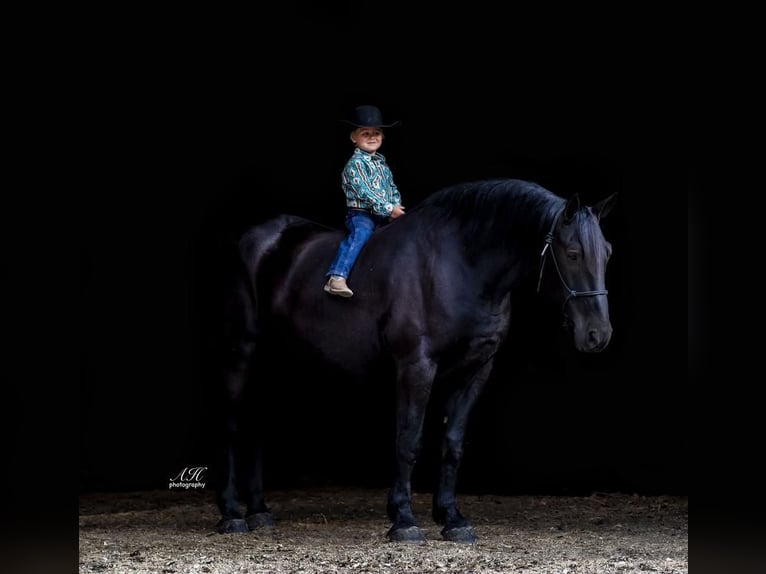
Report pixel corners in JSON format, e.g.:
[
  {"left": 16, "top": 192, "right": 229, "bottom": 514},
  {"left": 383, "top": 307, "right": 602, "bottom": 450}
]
[{"left": 326, "top": 212, "right": 378, "bottom": 279}]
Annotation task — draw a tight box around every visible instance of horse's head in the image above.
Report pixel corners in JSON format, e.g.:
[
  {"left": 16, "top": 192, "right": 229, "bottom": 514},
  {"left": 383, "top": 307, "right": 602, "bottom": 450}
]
[{"left": 539, "top": 192, "right": 618, "bottom": 353}]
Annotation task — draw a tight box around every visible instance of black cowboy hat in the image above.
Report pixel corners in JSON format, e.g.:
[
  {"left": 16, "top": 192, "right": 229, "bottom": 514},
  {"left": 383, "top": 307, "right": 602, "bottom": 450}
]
[{"left": 341, "top": 105, "right": 401, "bottom": 128}]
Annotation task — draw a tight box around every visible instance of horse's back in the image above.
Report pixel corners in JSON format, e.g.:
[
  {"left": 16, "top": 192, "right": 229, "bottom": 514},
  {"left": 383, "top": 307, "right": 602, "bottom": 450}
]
[
  {"left": 236, "top": 215, "right": 392, "bottom": 375},
  {"left": 238, "top": 214, "right": 335, "bottom": 265}
]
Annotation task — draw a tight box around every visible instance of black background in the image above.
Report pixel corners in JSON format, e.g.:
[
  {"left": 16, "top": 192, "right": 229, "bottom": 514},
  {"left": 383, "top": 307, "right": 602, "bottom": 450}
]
[{"left": 79, "top": 7, "right": 693, "bottom": 499}]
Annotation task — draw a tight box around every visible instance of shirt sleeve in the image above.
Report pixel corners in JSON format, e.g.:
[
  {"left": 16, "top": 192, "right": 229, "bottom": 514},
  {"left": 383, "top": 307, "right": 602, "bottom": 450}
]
[
  {"left": 342, "top": 157, "right": 400, "bottom": 216},
  {"left": 388, "top": 174, "right": 401, "bottom": 209}
]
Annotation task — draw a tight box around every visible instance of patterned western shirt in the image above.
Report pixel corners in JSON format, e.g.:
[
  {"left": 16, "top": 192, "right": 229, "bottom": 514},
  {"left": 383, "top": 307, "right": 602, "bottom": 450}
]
[{"left": 341, "top": 147, "right": 401, "bottom": 216}]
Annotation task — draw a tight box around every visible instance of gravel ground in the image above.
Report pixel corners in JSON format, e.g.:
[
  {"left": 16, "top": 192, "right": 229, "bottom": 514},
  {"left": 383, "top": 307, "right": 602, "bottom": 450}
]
[{"left": 79, "top": 487, "right": 687, "bottom": 573}]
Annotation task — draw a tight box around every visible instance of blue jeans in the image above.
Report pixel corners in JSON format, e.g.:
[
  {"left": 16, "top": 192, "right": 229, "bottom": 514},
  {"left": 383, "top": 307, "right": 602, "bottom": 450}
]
[{"left": 326, "top": 210, "right": 387, "bottom": 279}]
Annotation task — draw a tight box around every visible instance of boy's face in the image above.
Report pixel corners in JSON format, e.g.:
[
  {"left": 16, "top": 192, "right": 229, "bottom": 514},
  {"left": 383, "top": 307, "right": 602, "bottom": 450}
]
[{"left": 351, "top": 127, "right": 383, "bottom": 154}]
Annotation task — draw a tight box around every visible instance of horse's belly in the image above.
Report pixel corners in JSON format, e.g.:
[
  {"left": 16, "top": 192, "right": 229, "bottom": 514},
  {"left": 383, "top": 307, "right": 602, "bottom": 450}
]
[{"left": 277, "top": 317, "right": 384, "bottom": 379}]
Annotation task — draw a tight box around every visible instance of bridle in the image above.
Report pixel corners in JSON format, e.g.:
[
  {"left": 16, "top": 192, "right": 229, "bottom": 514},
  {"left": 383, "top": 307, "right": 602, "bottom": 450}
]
[{"left": 536, "top": 207, "right": 608, "bottom": 321}]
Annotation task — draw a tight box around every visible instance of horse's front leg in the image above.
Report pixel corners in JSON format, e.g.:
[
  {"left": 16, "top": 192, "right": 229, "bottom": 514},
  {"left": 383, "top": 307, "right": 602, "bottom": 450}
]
[
  {"left": 432, "top": 359, "right": 495, "bottom": 543},
  {"left": 386, "top": 357, "right": 437, "bottom": 544}
]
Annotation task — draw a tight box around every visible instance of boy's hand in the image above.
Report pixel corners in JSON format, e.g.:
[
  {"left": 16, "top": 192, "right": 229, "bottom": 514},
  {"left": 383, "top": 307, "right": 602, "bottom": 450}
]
[{"left": 390, "top": 205, "right": 406, "bottom": 219}]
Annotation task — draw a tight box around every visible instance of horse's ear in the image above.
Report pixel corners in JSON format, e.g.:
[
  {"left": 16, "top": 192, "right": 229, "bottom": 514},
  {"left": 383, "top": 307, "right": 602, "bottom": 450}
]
[
  {"left": 593, "top": 192, "right": 618, "bottom": 221},
  {"left": 564, "top": 193, "right": 580, "bottom": 222}
]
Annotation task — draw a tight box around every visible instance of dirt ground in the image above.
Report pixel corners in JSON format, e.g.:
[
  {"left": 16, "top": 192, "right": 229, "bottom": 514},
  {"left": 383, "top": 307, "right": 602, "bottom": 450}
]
[{"left": 79, "top": 487, "right": 687, "bottom": 573}]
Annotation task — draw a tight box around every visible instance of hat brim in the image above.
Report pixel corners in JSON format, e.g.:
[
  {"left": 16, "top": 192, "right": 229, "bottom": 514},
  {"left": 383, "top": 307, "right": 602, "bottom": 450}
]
[{"left": 340, "top": 119, "right": 402, "bottom": 128}]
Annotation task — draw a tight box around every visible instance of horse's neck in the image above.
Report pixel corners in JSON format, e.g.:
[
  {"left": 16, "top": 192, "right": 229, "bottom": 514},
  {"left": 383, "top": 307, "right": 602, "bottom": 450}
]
[
  {"left": 455, "top": 232, "right": 535, "bottom": 294},
  {"left": 457, "top": 203, "right": 558, "bottom": 293}
]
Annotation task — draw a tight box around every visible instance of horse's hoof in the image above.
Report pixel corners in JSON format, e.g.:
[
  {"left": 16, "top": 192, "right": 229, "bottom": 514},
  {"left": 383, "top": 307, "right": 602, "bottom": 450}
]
[
  {"left": 441, "top": 525, "right": 477, "bottom": 543},
  {"left": 216, "top": 518, "right": 248, "bottom": 534},
  {"left": 387, "top": 525, "right": 427, "bottom": 544},
  {"left": 246, "top": 512, "right": 275, "bottom": 530}
]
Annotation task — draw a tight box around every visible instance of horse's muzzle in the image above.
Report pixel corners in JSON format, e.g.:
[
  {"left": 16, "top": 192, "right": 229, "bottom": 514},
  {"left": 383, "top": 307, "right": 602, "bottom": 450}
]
[{"left": 574, "top": 324, "right": 612, "bottom": 353}]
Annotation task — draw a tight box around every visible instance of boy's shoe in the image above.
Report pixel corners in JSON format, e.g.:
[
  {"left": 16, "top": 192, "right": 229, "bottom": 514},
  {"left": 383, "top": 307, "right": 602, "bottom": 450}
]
[{"left": 324, "top": 276, "right": 354, "bottom": 297}]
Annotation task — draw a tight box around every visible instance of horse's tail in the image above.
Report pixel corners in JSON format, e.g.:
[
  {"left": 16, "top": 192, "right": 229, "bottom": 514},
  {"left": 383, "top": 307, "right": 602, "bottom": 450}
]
[
  {"left": 230, "top": 214, "right": 298, "bottom": 342},
  {"left": 224, "top": 249, "right": 259, "bottom": 343},
  {"left": 212, "top": 240, "right": 256, "bottom": 383}
]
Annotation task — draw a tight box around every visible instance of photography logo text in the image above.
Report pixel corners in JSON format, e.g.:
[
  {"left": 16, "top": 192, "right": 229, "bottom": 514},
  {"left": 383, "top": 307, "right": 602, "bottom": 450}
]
[{"left": 169, "top": 466, "right": 207, "bottom": 490}]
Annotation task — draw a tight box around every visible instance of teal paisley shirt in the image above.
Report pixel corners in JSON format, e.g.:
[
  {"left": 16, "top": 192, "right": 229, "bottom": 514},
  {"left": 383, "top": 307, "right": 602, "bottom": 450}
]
[{"left": 341, "top": 147, "right": 401, "bottom": 216}]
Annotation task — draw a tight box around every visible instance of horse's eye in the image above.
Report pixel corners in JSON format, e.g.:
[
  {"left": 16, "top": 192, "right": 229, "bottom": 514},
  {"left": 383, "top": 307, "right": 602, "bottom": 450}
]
[{"left": 566, "top": 250, "right": 579, "bottom": 261}]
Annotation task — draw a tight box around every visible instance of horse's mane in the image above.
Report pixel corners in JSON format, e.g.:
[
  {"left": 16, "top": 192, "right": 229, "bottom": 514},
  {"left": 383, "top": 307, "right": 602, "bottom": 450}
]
[{"left": 410, "top": 179, "right": 564, "bottom": 247}]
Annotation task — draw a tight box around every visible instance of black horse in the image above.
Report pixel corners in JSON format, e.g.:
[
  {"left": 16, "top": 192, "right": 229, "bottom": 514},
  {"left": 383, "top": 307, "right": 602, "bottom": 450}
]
[{"left": 214, "top": 178, "right": 617, "bottom": 543}]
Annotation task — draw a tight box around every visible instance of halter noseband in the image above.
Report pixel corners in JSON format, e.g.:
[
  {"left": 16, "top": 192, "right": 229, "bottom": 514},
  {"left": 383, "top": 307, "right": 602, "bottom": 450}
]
[{"left": 536, "top": 207, "right": 608, "bottom": 318}]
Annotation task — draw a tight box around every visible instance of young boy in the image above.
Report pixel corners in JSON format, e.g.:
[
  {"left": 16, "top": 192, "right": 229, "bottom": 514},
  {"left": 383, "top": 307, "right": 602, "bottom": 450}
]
[{"left": 324, "top": 105, "right": 406, "bottom": 297}]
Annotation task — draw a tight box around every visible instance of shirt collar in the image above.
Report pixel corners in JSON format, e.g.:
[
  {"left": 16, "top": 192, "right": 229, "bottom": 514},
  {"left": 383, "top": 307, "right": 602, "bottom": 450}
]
[{"left": 355, "top": 149, "right": 386, "bottom": 164}]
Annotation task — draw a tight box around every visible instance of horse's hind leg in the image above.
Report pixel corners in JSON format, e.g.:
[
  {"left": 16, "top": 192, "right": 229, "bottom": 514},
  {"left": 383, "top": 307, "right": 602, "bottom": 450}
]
[
  {"left": 215, "top": 281, "right": 272, "bottom": 533},
  {"left": 214, "top": 336, "right": 254, "bottom": 534},
  {"left": 241, "top": 434, "right": 273, "bottom": 530},
  {"left": 432, "top": 360, "right": 495, "bottom": 543},
  {"left": 386, "top": 357, "right": 437, "bottom": 544},
  {"left": 217, "top": 353, "right": 274, "bottom": 533}
]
